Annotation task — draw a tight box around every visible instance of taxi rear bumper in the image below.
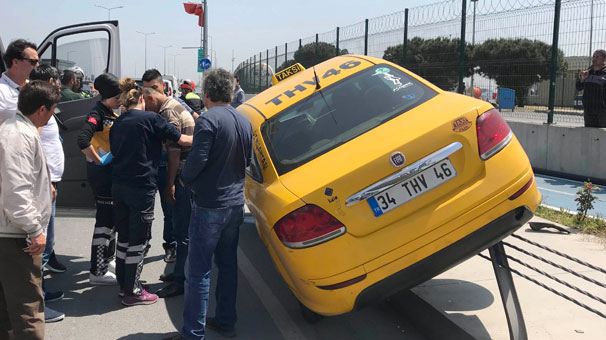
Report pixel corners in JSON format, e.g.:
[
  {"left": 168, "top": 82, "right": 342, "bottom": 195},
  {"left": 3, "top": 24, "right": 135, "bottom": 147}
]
[{"left": 353, "top": 205, "right": 533, "bottom": 310}]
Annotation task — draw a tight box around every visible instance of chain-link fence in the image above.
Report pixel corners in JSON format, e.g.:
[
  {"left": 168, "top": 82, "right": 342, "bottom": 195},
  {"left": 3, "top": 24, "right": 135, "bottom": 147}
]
[{"left": 234, "top": 0, "right": 606, "bottom": 124}]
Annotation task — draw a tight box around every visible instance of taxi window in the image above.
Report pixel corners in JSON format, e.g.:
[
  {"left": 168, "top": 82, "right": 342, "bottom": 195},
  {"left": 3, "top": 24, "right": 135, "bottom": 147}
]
[{"left": 261, "top": 64, "right": 437, "bottom": 175}]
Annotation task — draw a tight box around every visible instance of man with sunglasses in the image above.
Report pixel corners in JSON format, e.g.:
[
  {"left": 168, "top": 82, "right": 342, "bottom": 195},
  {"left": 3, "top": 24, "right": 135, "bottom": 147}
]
[{"left": 0, "top": 39, "right": 39, "bottom": 125}]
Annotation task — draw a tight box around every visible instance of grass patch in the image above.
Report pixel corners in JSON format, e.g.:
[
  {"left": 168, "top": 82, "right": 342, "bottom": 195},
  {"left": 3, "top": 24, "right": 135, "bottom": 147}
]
[{"left": 535, "top": 206, "right": 606, "bottom": 238}]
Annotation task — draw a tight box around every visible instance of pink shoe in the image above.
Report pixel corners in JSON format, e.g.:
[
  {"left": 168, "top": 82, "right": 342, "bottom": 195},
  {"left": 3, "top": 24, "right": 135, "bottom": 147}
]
[{"left": 120, "top": 289, "right": 158, "bottom": 306}]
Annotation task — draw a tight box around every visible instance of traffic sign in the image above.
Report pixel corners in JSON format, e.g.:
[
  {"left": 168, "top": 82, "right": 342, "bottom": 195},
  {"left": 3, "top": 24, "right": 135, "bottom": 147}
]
[
  {"left": 199, "top": 58, "right": 211, "bottom": 71},
  {"left": 197, "top": 48, "right": 205, "bottom": 72}
]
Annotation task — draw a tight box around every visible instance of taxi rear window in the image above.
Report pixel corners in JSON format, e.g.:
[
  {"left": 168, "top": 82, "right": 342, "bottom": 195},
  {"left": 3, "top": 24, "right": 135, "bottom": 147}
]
[{"left": 261, "top": 64, "right": 437, "bottom": 175}]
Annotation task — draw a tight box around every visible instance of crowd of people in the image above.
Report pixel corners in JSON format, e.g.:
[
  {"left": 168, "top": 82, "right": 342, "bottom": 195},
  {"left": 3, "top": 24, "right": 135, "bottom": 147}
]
[{"left": 0, "top": 38, "right": 252, "bottom": 340}]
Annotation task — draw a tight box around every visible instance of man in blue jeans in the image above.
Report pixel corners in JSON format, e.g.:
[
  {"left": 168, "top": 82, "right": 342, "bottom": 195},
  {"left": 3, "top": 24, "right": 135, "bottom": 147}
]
[{"left": 167, "top": 68, "right": 252, "bottom": 340}]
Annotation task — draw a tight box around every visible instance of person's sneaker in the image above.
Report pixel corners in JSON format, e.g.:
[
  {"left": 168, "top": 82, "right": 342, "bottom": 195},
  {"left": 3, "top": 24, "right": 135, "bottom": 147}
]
[
  {"left": 121, "top": 289, "right": 158, "bottom": 306},
  {"left": 156, "top": 283, "right": 184, "bottom": 298},
  {"left": 46, "top": 252, "right": 67, "bottom": 273},
  {"left": 159, "top": 272, "right": 174, "bottom": 282},
  {"left": 44, "top": 290, "right": 64, "bottom": 303},
  {"left": 89, "top": 271, "right": 118, "bottom": 286},
  {"left": 164, "top": 247, "right": 177, "bottom": 263},
  {"left": 108, "top": 259, "right": 116, "bottom": 273},
  {"left": 119, "top": 284, "right": 150, "bottom": 297},
  {"left": 206, "top": 317, "right": 236, "bottom": 338},
  {"left": 44, "top": 306, "right": 65, "bottom": 323}
]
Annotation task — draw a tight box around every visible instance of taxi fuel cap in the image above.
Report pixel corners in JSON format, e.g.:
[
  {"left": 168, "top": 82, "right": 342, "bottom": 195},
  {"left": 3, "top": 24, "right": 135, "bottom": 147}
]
[{"left": 272, "top": 63, "right": 305, "bottom": 85}]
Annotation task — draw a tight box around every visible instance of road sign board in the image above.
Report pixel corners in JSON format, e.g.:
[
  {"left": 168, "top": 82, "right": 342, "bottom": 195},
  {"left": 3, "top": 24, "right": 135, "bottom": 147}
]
[
  {"left": 197, "top": 48, "right": 205, "bottom": 72},
  {"left": 199, "top": 58, "right": 211, "bottom": 71}
]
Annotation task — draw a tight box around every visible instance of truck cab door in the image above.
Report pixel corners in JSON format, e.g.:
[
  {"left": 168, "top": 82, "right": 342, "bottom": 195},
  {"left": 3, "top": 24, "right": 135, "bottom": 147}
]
[
  {"left": 0, "top": 38, "right": 6, "bottom": 74},
  {"left": 37, "top": 21, "right": 121, "bottom": 207}
]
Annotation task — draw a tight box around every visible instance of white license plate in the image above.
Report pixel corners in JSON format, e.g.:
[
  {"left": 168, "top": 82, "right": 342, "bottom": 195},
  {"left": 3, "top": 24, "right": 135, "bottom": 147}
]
[{"left": 367, "top": 159, "right": 457, "bottom": 217}]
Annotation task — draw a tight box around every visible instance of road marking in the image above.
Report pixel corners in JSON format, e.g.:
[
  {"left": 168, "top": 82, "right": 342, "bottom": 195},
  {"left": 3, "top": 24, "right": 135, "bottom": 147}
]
[
  {"left": 237, "top": 247, "right": 308, "bottom": 340},
  {"left": 537, "top": 186, "right": 576, "bottom": 196}
]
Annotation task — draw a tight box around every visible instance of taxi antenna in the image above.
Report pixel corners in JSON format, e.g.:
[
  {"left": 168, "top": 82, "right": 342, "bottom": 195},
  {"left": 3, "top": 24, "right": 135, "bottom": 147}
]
[{"left": 312, "top": 65, "right": 321, "bottom": 90}]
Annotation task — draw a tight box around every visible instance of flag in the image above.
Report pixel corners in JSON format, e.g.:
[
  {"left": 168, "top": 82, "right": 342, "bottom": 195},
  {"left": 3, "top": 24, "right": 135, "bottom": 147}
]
[{"left": 184, "top": 2, "right": 204, "bottom": 27}]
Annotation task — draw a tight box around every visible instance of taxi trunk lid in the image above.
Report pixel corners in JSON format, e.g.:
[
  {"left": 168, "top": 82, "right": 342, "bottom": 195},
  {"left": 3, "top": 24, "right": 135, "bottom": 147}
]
[{"left": 278, "top": 93, "right": 485, "bottom": 238}]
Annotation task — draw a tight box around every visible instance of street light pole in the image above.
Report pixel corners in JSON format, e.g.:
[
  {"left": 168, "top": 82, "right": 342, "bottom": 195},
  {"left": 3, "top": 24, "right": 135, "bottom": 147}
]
[
  {"left": 136, "top": 31, "right": 155, "bottom": 71},
  {"left": 471, "top": 0, "right": 478, "bottom": 93},
  {"left": 94, "top": 4, "right": 123, "bottom": 20},
  {"left": 170, "top": 54, "right": 181, "bottom": 76},
  {"left": 160, "top": 45, "right": 172, "bottom": 75}
]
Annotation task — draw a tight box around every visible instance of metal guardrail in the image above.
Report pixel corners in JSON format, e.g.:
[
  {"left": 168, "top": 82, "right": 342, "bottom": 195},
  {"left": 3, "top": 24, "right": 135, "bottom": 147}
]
[{"left": 479, "top": 233, "right": 606, "bottom": 321}]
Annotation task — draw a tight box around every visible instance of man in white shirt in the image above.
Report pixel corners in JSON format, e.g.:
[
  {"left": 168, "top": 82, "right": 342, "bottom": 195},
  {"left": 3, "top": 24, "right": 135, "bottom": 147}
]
[
  {"left": 0, "top": 80, "right": 60, "bottom": 340},
  {"left": 0, "top": 39, "right": 39, "bottom": 125},
  {"left": 29, "top": 65, "right": 67, "bottom": 324}
]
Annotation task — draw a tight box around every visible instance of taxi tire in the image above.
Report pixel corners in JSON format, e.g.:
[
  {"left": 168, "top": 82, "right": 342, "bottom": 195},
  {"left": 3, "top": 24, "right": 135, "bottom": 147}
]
[{"left": 299, "top": 301, "right": 324, "bottom": 324}]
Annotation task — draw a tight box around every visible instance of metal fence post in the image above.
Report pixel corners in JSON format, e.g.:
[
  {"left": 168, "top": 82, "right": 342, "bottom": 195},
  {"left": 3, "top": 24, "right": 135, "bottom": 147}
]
[
  {"left": 315, "top": 33, "right": 319, "bottom": 64},
  {"left": 489, "top": 242, "right": 528, "bottom": 340},
  {"left": 458, "top": 0, "right": 467, "bottom": 94},
  {"left": 364, "top": 19, "right": 369, "bottom": 56},
  {"left": 253, "top": 54, "right": 256, "bottom": 93},
  {"left": 248, "top": 57, "right": 252, "bottom": 92},
  {"left": 266, "top": 49, "right": 269, "bottom": 89},
  {"left": 299, "top": 38, "right": 302, "bottom": 49},
  {"left": 275, "top": 45, "right": 278, "bottom": 74},
  {"left": 403, "top": 8, "right": 409, "bottom": 66},
  {"left": 336, "top": 27, "right": 340, "bottom": 56},
  {"left": 259, "top": 52, "right": 262, "bottom": 91},
  {"left": 547, "top": 0, "right": 562, "bottom": 124},
  {"left": 285, "top": 42, "right": 288, "bottom": 64}
]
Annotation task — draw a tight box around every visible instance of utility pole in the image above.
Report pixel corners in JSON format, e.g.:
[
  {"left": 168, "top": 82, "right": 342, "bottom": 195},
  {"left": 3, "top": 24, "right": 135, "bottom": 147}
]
[
  {"left": 202, "top": 0, "right": 208, "bottom": 89},
  {"left": 94, "top": 4, "right": 123, "bottom": 20},
  {"left": 136, "top": 31, "right": 155, "bottom": 71},
  {"left": 160, "top": 44, "right": 172, "bottom": 75}
]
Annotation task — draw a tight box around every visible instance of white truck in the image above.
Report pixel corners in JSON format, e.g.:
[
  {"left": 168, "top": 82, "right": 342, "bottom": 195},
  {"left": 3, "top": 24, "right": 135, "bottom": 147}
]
[{"left": 1, "top": 21, "right": 121, "bottom": 207}]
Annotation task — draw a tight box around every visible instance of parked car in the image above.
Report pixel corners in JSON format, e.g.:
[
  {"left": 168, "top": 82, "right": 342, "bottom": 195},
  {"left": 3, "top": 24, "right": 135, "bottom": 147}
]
[{"left": 239, "top": 56, "right": 541, "bottom": 319}]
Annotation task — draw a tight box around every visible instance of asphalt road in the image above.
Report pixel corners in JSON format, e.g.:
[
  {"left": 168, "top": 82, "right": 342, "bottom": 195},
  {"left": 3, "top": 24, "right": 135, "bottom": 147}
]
[{"left": 44, "top": 198, "right": 474, "bottom": 340}]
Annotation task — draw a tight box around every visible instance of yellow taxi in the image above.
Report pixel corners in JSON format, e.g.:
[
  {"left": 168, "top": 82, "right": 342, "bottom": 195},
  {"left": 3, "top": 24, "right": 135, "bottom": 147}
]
[{"left": 238, "top": 55, "right": 541, "bottom": 319}]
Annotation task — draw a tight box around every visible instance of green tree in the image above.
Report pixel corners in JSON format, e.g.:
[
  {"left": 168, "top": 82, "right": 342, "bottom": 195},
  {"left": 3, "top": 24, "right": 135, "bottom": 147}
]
[
  {"left": 383, "top": 37, "right": 473, "bottom": 91},
  {"left": 472, "top": 38, "right": 567, "bottom": 106},
  {"left": 278, "top": 42, "right": 348, "bottom": 72}
]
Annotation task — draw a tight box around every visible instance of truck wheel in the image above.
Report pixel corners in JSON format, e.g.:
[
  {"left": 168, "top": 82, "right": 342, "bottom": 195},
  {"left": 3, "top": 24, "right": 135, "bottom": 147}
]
[{"left": 299, "top": 302, "right": 324, "bottom": 323}]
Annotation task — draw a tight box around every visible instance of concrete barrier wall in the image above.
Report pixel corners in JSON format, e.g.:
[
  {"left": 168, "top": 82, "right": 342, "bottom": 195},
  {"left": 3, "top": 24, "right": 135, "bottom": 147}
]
[{"left": 508, "top": 121, "right": 606, "bottom": 183}]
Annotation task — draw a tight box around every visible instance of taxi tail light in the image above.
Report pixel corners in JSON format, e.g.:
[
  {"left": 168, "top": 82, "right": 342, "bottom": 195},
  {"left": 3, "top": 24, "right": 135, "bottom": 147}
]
[
  {"left": 476, "top": 109, "right": 513, "bottom": 160},
  {"left": 274, "top": 205, "right": 346, "bottom": 249}
]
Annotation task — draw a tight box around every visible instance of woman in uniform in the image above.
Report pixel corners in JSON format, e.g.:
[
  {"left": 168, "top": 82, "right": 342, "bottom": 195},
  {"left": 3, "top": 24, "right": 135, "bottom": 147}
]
[{"left": 109, "top": 78, "right": 191, "bottom": 306}]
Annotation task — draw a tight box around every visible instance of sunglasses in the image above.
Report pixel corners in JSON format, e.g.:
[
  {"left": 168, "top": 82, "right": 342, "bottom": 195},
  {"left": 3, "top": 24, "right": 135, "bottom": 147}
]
[{"left": 20, "top": 57, "right": 39, "bottom": 66}]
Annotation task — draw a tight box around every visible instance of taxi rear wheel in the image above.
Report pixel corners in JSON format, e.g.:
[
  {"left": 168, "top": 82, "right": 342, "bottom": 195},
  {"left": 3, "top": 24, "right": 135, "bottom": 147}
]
[{"left": 299, "top": 301, "right": 324, "bottom": 323}]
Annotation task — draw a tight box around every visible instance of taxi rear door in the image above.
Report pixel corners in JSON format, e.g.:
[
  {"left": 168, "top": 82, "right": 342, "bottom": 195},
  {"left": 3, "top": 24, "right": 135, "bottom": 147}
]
[{"left": 37, "top": 21, "right": 121, "bottom": 207}]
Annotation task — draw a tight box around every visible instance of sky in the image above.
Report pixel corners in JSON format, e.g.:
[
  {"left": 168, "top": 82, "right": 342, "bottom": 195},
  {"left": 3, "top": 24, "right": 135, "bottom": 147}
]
[{"left": 0, "top": 0, "right": 441, "bottom": 83}]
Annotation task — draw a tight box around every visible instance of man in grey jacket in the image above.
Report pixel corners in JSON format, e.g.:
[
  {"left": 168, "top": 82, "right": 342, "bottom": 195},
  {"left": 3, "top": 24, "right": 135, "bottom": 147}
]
[{"left": 0, "top": 80, "right": 60, "bottom": 340}]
